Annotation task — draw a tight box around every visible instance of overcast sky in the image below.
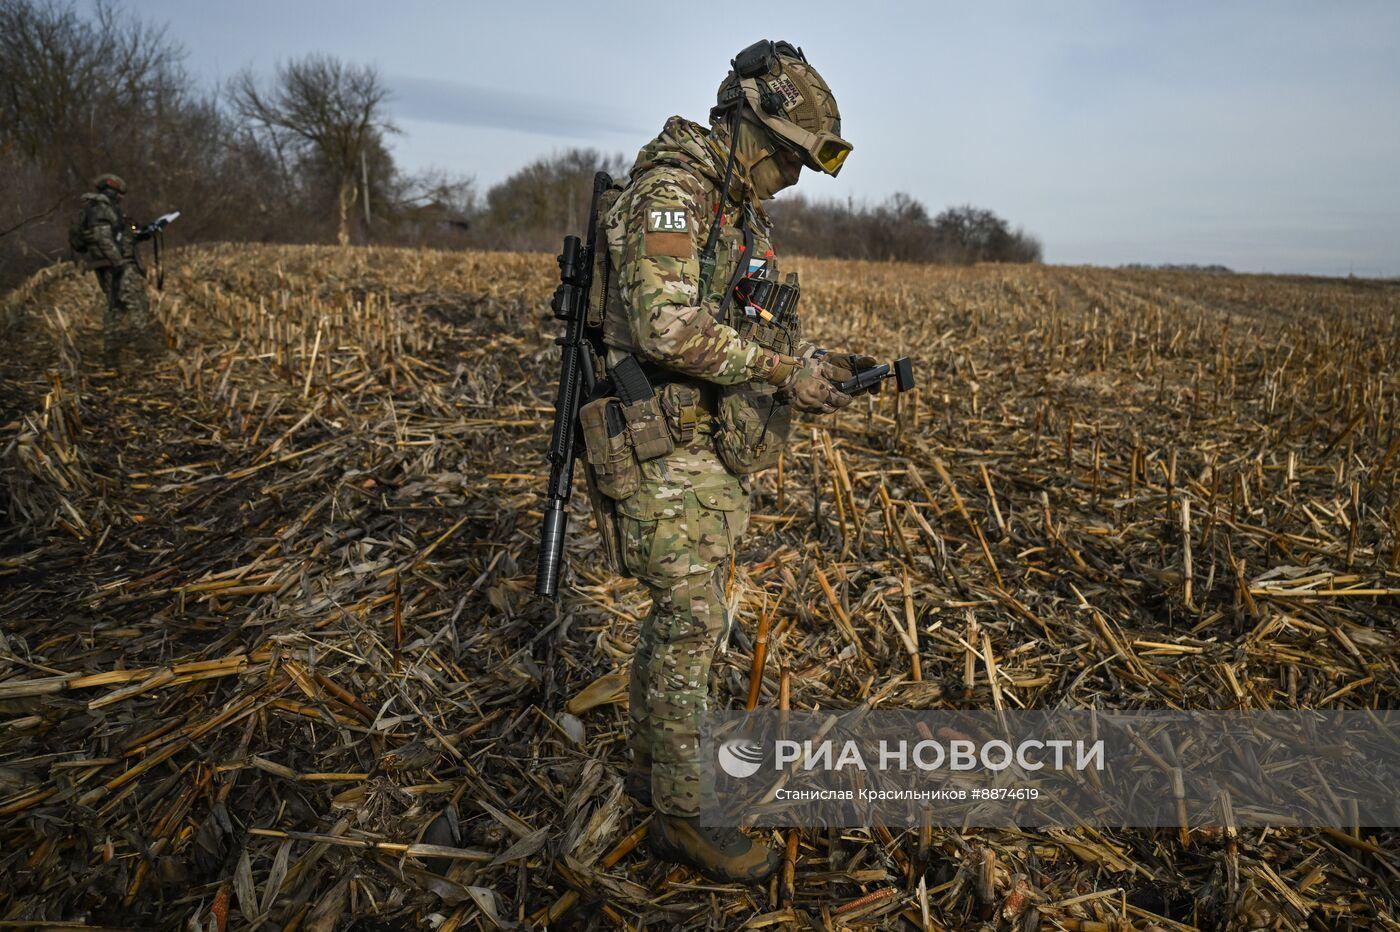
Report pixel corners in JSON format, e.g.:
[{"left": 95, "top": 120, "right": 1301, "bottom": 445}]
[{"left": 121, "top": 0, "right": 1399, "bottom": 276}]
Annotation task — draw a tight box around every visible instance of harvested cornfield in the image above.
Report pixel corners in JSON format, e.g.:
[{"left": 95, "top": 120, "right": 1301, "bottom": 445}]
[{"left": 1, "top": 245, "right": 1396, "bottom": 930}]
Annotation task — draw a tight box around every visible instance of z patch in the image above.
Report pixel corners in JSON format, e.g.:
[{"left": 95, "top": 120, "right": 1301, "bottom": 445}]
[{"left": 647, "top": 208, "right": 689, "bottom": 233}]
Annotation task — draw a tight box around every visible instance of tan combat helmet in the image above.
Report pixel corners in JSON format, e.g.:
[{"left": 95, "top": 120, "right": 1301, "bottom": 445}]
[
  {"left": 93, "top": 174, "right": 127, "bottom": 196},
  {"left": 715, "top": 40, "right": 851, "bottom": 177}
]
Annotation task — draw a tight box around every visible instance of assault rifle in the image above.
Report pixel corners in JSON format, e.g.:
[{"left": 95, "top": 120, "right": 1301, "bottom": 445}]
[{"left": 535, "top": 172, "right": 612, "bottom": 599}]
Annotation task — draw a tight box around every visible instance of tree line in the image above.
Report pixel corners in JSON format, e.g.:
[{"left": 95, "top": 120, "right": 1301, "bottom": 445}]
[
  {"left": 0, "top": 0, "right": 1041, "bottom": 292},
  {"left": 462, "top": 151, "right": 1043, "bottom": 265},
  {"left": 768, "top": 194, "right": 1042, "bottom": 264}
]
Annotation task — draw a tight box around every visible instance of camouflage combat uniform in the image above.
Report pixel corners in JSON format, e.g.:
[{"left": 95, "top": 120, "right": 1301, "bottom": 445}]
[
  {"left": 78, "top": 191, "right": 149, "bottom": 352},
  {"left": 600, "top": 117, "right": 798, "bottom": 818}
]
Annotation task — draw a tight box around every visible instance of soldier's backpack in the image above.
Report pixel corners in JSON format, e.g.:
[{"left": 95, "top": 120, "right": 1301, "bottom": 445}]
[
  {"left": 68, "top": 196, "right": 106, "bottom": 259},
  {"left": 66, "top": 218, "right": 89, "bottom": 258}
]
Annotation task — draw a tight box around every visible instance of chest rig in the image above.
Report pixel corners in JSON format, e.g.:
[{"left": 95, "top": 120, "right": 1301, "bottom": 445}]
[
  {"left": 594, "top": 155, "right": 801, "bottom": 474},
  {"left": 711, "top": 203, "right": 801, "bottom": 474}
]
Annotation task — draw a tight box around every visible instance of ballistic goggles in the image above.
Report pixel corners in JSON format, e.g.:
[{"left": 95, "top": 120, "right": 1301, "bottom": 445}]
[{"left": 741, "top": 76, "right": 853, "bottom": 176}]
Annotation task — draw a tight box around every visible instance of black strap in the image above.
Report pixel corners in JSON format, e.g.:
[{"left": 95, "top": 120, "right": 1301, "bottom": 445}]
[
  {"left": 153, "top": 229, "right": 165, "bottom": 291},
  {"left": 697, "top": 106, "right": 742, "bottom": 296}
]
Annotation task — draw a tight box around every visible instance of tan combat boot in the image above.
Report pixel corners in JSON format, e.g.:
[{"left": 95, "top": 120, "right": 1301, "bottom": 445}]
[{"left": 649, "top": 814, "right": 781, "bottom": 883}]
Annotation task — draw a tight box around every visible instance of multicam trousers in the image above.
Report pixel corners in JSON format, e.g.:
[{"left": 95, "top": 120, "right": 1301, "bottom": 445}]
[
  {"left": 95, "top": 263, "right": 150, "bottom": 354},
  {"left": 620, "top": 443, "right": 750, "bottom": 818}
]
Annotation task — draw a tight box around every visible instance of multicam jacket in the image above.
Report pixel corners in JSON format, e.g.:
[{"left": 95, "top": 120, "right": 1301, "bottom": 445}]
[
  {"left": 599, "top": 116, "right": 788, "bottom": 386},
  {"left": 78, "top": 192, "right": 135, "bottom": 268}
]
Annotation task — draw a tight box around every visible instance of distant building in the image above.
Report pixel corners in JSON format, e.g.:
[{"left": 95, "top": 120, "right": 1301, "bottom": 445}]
[{"left": 397, "top": 201, "right": 471, "bottom": 239}]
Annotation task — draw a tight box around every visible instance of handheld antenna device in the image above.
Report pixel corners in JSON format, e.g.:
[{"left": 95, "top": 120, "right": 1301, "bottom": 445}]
[{"left": 837, "top": 356, "right": 915, "bottom": 396}]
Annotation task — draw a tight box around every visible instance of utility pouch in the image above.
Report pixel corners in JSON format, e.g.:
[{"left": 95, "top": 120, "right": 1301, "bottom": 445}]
[
  {"left": 737, "top": 318, "right": 800, "bottom": 355},
  {"left": 716, "top": 270, "right": 798, "bottom": 474},
  {"left": 733, "top": 270, "right": 803, "bottom": 353},
  {"left": 606, "top": 354, "right": 673, "bottom": 461},
  {"left": 715, "top": 385, "right": 791, "bottom": 475},
  {"left": 620, "top": 396, "right": 673, "bottom": 461},
  {"left": 579, "top": 397, "right": 639, "bottom": 500},
  {"left": 659, "top": 382, "right": 703, "bottom": 443}
]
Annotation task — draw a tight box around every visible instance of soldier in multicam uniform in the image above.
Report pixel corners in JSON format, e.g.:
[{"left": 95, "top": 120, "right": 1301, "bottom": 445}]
[
  {"left": 594, "top": 40, "right": 875, "bottom": 881},
  {"left": 75, "top": 174, "right": 150, "bottom": 358}
]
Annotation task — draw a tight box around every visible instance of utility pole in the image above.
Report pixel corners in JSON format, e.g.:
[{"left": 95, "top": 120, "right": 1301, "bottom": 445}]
[{"left": 362, "top": 148, "right": 372, "bottom": 229}]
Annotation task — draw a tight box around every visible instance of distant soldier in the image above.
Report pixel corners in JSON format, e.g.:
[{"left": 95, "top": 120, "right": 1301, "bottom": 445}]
[
  {"left": 74, "top": 174, "right": 150, "bottom": 357},
  {"left": 591, "top": 40, "right": 873, "bottom": 881}
]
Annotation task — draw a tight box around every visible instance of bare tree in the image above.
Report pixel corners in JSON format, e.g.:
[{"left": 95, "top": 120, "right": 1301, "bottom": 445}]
[
  {"left": 0, "top": 0, "right": 183, "bottom": 185},
  {"left": 932, "top": 205, "right": 1043, "bottom": 264},
  {"left": 0, "top": 1, "right": 296, "bottom": 286},
  {"left": 475, "top": 149, "right": 626, "bottom": 251},
  {"left": 230, "top": 55, "right": 395, "bottom": 246}
]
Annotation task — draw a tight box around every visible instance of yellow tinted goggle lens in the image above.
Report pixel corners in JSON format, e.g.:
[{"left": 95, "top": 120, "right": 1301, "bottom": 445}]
[{"left": 816, "top": 139, "right": 851, "bottom": 173}]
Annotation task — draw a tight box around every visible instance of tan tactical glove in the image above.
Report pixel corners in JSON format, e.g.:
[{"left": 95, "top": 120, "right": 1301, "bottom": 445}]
[
  {"left": 748, "top": 350, "right": 801, "bottom": 386},
  {"left": 816, "top": 352, "right": 882, "bottom": 394},
  {"left": 751, "top": 350, "right": 852, "bottom": 415},
  {"left": 790, "top": 364, "right": 854, "bottom": 414}
]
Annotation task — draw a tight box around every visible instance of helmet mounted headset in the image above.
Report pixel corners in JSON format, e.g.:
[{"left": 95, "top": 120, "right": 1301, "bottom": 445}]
[
  {"left": 699, "top": 40, "right": 850, "bottom": 293},
  {"left": 715, "top": 40, "right": 852, "bottom": 177}
]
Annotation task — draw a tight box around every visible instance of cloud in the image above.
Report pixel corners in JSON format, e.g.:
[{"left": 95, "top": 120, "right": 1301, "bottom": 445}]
[{"left": 387, "top": 74, "right": 640, "bottom": 139}]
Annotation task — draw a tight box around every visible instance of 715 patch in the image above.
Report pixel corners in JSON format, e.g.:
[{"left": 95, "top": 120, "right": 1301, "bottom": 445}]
[{"left": 647, "top": 208, "right": 689, "bottom": 232}]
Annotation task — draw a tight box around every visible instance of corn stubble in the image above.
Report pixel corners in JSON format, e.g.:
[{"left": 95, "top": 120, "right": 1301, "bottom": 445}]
[{"left": 0, "top": 246, "right": 1396, "bottom": 929}]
